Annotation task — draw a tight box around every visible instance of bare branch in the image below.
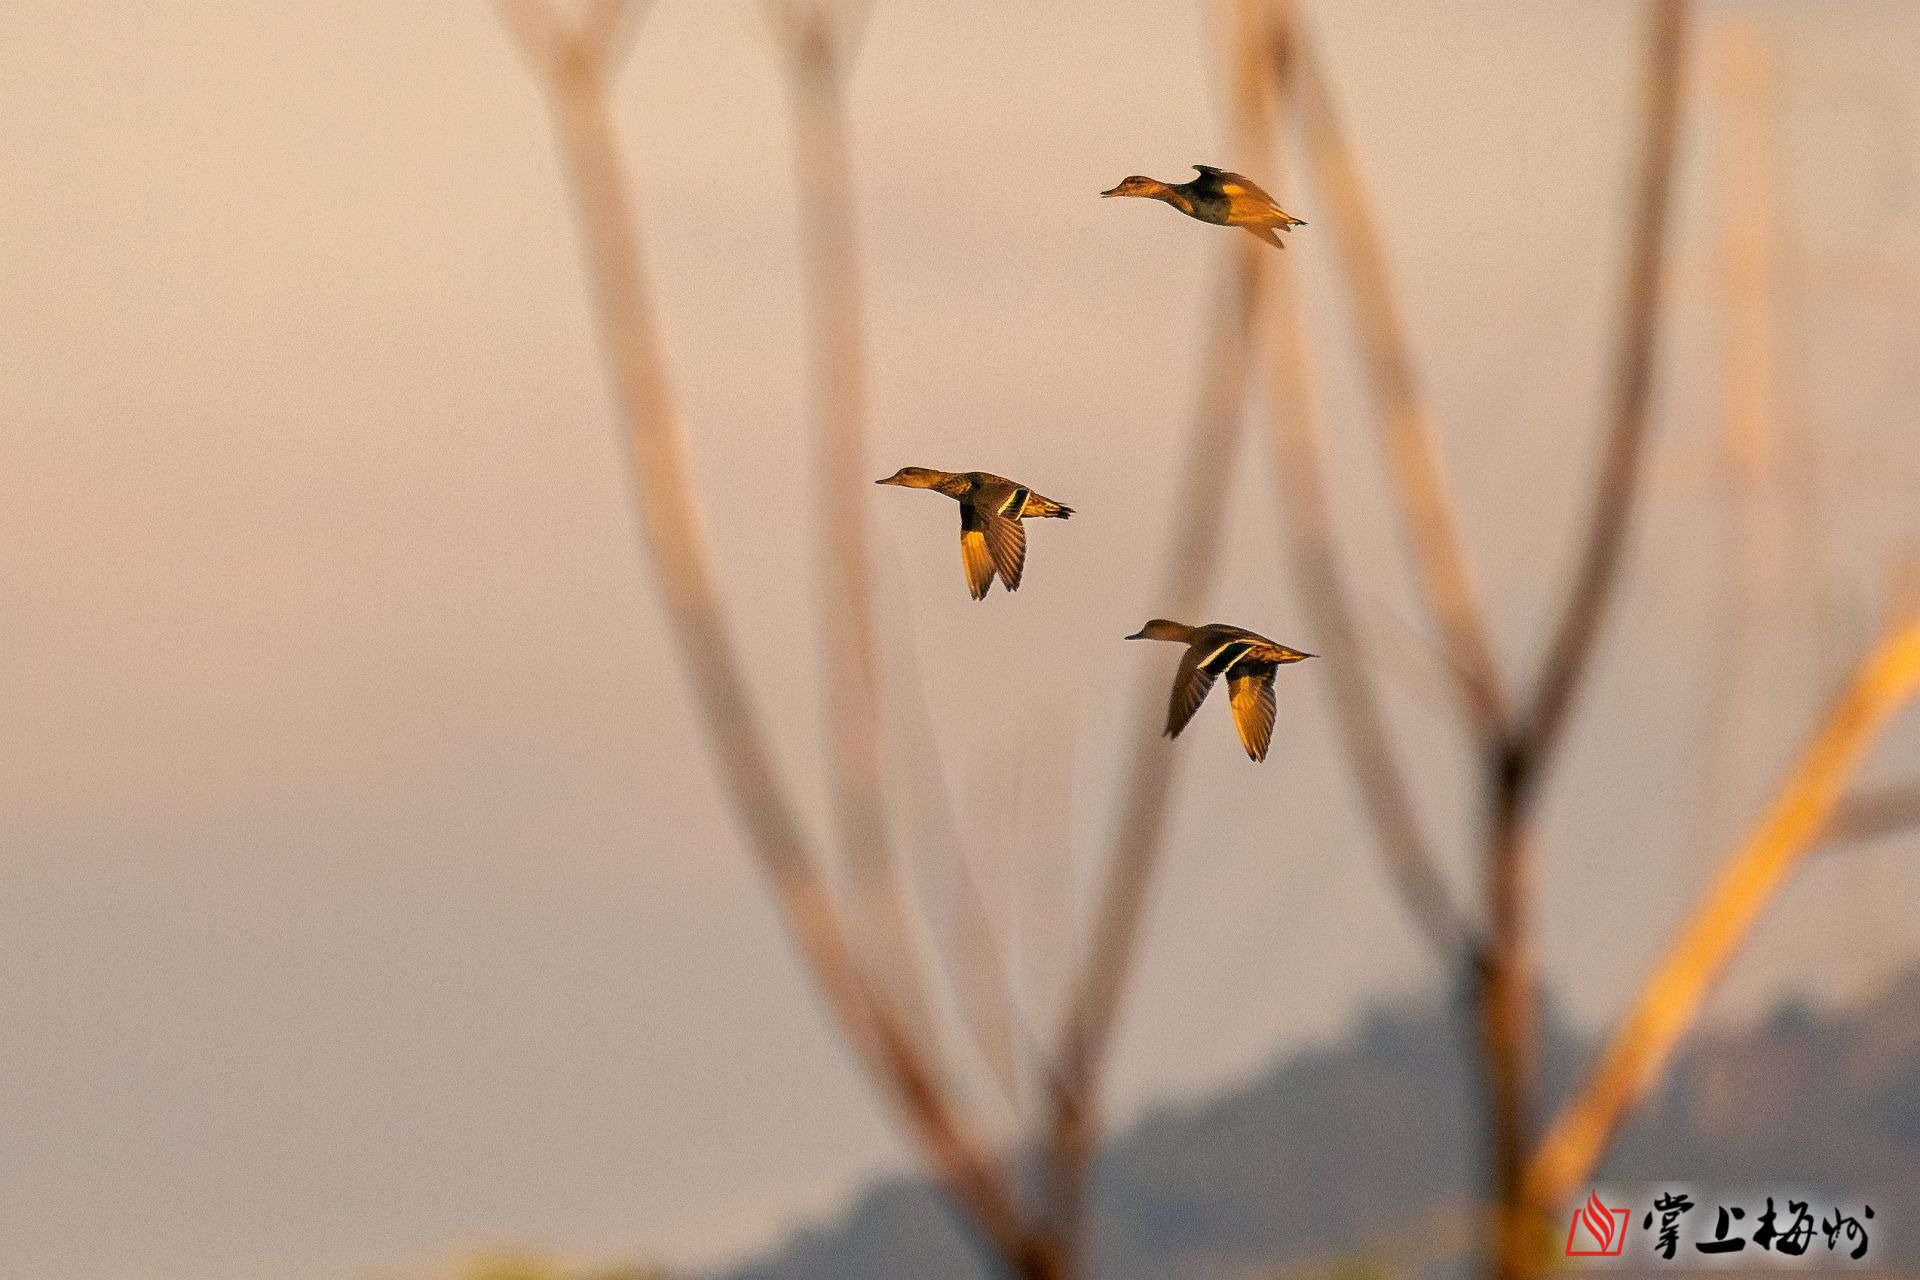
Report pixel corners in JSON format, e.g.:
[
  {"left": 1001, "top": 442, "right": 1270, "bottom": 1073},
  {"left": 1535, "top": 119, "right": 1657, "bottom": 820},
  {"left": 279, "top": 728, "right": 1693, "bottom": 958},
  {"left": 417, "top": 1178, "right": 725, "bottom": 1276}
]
[
  {"left": 1290, "top": 25, "right": 1508, "bottom": 736},
  {"left": 1054, "top": 157, "right": 1266, "bottom": 1093},
  {"left": 1036, "top": 233, "right": 1267, "bottom": 1275},
  {"left": 1821, "top": 782, "right": 1920, "bottom": 847},
  {"left": 767, "top": 0, "right": 936, "bottom": 1059},
  {"left": 1524, "top": 616, "right": 1920, "bottom": 1218},
  {"left": 1482, "top": 19, "right": 1691, "bottom": 1275},
  {"left": 494, "top": 0, "right": 570, "bottom": 79},
  {"left": 1256, "top": 0, "right": 1478, "bottom": 970},
  {"left": 1520, "top": 0, "right": 1692, "bottom": 780},
  {"left": 498, "top": 18, "right": 1031, "bottom": 1253},
  {"left": 878, "top": 554, "right": 1032, "bottom": 1113},
  {"left": 1040, "top": 2, "right": 1278, "bottom": 1264},
  {"left": 576, "top": 0, "right": 651, "bottom": 74},
  {"left": 494, "top": 0, "right": 650, "bottom": 82}
]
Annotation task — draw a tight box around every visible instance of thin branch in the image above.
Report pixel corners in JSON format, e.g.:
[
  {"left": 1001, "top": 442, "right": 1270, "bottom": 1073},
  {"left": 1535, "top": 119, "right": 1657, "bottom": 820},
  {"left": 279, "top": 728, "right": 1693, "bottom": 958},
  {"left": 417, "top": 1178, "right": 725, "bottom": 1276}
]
[
  {"left": 1485, "top": 18, "right": 1692, "bottom": 1276},
  {"left": 765, "top": 0, "right": 877, "bottom": 65},
  {"left": 496, "top": 0, "right": 651, "bottom": 80},
  {"left": 1069, "top": 195, "right": 1259, "bottom": 1073},
  {"left": 1290, "top": 24, "right": 1508, "bottom": 736},
  {"left": 496, "top": 2, "right": 1030, "bottom": 1254},
  {"left": 576, "top": 0, "right": 651, "bottom": 72},
  {"left": 1256, "top": 0, "right": 1478, "bottom": 971},
  {"left": 1820, "top": 782, "right": 1920, "bottom": 847},
  {"left": 1524, "top": 616, "right": 1920, "bottom": 1218},
  {"left": 1519, "top": 0, "right": 1692, "bottom": 782},
  {"left": 1057, "top": 0, "right": 1271, "bottom": 1104},
  {"left": 1041, "top": 2, "right": 1276, "bottom": 1262},
  {"left": 1039, "top": 233, "right": 1267, "bottom": 1276},
  {"left": 878, "top": 551, "right": 1032, "bottom": 1114},
  {"left": 767, "top": 0, "right": 936, "bottom": 1060}
]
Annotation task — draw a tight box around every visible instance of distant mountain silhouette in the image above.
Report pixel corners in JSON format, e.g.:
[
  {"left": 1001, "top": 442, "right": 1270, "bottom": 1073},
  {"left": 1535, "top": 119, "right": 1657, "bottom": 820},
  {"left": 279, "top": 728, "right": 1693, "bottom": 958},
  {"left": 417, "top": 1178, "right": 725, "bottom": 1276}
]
[{"left": 718, "top": 964, "right": 1920, "bottom": 1280}]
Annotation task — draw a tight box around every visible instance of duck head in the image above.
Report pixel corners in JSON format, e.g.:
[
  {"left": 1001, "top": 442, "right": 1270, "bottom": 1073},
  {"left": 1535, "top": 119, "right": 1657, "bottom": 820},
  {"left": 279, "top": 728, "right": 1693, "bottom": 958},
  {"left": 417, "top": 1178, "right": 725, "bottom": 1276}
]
[
  {"left": 1126, "top": 618, "right": 1194, "bottom": 642},
  {"left": 1101, "top": 175, "right": 1173, "bottom": 201},
  {"left": 875, "top": 466, "right": 946, "bottom": 488}
]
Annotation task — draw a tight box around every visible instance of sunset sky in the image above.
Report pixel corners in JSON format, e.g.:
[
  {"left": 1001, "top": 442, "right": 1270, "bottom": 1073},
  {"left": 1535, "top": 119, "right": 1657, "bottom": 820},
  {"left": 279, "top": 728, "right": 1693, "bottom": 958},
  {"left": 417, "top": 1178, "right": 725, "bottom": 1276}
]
[{"left": 3, "top": 3, "right": 1917, "bottom": 1278}]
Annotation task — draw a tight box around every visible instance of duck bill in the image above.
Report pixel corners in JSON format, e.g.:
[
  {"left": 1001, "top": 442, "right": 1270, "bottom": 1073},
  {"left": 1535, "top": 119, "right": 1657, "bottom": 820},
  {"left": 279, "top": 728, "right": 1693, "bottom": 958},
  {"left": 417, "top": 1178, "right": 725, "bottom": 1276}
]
[
  {"left": 1124, "top": 629, "right": 1148, "bottom": 640},
  {"left": 874, "top": 475, "right": 900, "bottom": 485},
  {"left": 1100, "top": 185, "right": 1126, "bottom": 198}
]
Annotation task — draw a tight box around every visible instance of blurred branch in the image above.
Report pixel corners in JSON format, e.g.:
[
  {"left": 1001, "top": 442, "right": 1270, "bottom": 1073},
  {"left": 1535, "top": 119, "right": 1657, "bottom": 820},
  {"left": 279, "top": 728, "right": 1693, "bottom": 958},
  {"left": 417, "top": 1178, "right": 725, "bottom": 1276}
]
[
  {"left": 1518, "top": 0, "right": 1691, "bottom": 785},
  {"left": 1256, "top": 0, "right": 1478, "bottom": 969},
  {"left": 765, "top": 0, "right": 936, "bottom": 1062},
  {"left": 496, "top": 0, "right": 651, "bottom": 81},
  {"left": 1685, "top": 18, "right": 1778, "bottom": 876},
  {"left": 495, "top": 0, "right": 1031, "bottom": 1257},
  {"left": 1044, "top": 218, "right": 1266, "bottom": 1280},
  {"left": 1058, "top": 0, "right": 1269, "bottom": 1098},
  {"left": 765, "top": 0, "right": 877, "bottom": 63},
  {"left": 1524, "top": 615, "right": 1920, "bottom": 1218},
  {"left": 1041, "top": 1, "right": 1276, "bottom": 1266},
  {"left": 877, "top": 552, "right": 1030, "bottom": 1113},
  {"left": 1820, "top": 781, "right": 1920, "bottom": 847},
  {"left": 1485, "top": 15, "right": 1691, "bottom": 1277},
  {"left": 1290, "top": 22, "right": 1507, "bottom": 736}
]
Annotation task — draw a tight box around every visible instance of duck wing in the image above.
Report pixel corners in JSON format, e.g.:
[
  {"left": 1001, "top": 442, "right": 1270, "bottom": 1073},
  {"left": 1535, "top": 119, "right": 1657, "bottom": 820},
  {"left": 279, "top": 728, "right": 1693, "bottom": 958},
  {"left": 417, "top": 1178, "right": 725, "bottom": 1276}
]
[
  {"left": 1204, "top": 623, "right": 1280, "bottom": 650},
  {"left": 1195, "top": 164, "right": 1261, "bottom": 192},
  {"left": 958, "top": 503, "right": 997, "bottom": 600},
  {"left": 1193, "top": 166, "right": 1292, "bottom": 220},
  {"left": 1215, "top": 168, "right": 1272, "bottom": 201},
  {"left": 980, "top": 505, "right": 1028, "bottom": 591},
  {"left": 1227, "top": 664, "right": 1278, "bottom": 762},
  {"left": 1166, "top": 644, "right": 1221, "bottom": 739}
]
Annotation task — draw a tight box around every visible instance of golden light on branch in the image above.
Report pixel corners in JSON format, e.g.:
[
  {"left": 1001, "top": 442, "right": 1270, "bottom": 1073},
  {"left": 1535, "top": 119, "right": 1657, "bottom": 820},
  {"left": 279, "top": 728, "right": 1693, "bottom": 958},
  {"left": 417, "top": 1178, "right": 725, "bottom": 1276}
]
[{"left": 1525, "top": 615, "right": 1920, "bottom": 1216}]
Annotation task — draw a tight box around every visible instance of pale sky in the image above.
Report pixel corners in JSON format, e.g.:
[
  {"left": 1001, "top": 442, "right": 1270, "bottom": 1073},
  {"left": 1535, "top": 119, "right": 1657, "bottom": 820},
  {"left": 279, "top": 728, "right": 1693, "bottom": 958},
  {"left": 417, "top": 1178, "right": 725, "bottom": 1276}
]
[{"left": 3, "top": 3, "right": 1918, "bottom": 1279}]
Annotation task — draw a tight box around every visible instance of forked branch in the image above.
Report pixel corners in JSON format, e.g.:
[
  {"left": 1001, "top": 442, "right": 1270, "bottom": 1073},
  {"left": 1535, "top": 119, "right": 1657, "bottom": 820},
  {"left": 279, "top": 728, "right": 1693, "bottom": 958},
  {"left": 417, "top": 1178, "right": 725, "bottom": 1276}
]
[
  {"left": 495, "top": 0, "right": 1028, "bottom": 1255},
  {"left": 1042, "top": 3, "right": 1278, "bottom": 1264},
  {"left": 1822, "top": 781, "right": 1920, "bottom": 847},
  {"left": 1255, "top": 0, "right": 1478, "bottom": 970},
  {"left": 1524, "top": 616, "right": 1920, "bottom": 1216},
  {"left": 1519, "top": 0, "right": 1691, "bottom": 781},
  {"left": 1289, "top": 25, "right": 1508, "bottom": 735},
  {"left": 765, "top": 0, "right": 935, "bottom": 1058}
]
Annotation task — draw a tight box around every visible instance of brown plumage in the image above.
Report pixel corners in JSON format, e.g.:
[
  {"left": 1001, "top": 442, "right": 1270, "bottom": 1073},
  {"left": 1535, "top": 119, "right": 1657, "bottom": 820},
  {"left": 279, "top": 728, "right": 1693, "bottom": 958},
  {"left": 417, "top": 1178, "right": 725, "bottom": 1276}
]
[
  {"left": 876, "top": 467, "right": 1074, "bottom": 600},
  {"left": 1101, "top": 165, "right": 1306, "bottom": 249},
  {"left": 1125, "top": 619, "right": 1314, "bottom": 761}
]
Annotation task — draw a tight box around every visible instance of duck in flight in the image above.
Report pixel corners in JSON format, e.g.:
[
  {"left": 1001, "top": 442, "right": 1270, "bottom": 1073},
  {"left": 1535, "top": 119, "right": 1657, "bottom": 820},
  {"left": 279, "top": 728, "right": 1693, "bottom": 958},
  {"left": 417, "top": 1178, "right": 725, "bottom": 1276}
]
[
  {"left": 1126, "top": 620, "right": 1314, "bottom": 761},
  {"left": 1101, "top": 165, "right": 1306, "bottom": 249},
  {"left": 876, "top": 468, "right": 1074, "bottom": 600}
]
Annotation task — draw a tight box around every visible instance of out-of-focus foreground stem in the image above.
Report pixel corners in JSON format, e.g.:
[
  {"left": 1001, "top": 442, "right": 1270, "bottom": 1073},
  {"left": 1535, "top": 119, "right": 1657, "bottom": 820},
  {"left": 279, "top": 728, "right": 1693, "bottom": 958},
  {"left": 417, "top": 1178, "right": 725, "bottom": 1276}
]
[
  {"left": 1256, "top": 0, "right": 1478, "bottom": 972},
  {"left": 1521, "top": 0, "right": 1693, "bottom": 782},
  {"left": 494, "top": 0, "right": 1031, "bottom": 1261},
  {"left": 1290, "top": 32, "right": 1507, "bottom": 736},
  {"left": 767, "top": 0, "right": 934, "bottom": 1057},
  {"left": 1525, "top": 616, "right": 1920, "bottom": 1218},
  {"left": 1042, "top": 2, "right": 1274, "bottom": 1266},
  {"left": 1487, "top": 10, "right": 1690, "bottom": 1276}
]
